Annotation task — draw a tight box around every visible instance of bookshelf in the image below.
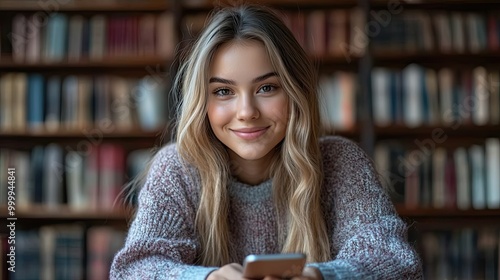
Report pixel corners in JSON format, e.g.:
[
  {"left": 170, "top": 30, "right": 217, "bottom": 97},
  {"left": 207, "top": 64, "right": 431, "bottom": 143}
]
[
  {"left": 0, "top": 0, "right": 175, "bottom": 279},
  {"left": 1, "top": 0, "right": 499, "bottom": 279}
]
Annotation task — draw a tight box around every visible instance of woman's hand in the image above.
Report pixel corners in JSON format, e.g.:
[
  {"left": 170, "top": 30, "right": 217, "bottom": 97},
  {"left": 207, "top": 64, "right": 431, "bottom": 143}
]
[
  {"left": 290, "top": 266, "right": 323, "bottom": 280},
  {"left": 207, "top": 265, "right": 323, "bottom": 280},
  {"left": 206, "top": 263, "right": 244, "bottom": 280},
  {"left": 261, "top": 267, "right": 323, "bottom": 280}
]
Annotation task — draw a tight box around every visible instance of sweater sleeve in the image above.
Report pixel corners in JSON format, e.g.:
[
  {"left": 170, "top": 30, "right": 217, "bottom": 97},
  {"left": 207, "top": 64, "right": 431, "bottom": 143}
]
[
  {"left": 310, "top": 136, "right": 423, "bottom": 279},
  {"left": 110, "top": 145, "right": 217, "bottom": 280}
]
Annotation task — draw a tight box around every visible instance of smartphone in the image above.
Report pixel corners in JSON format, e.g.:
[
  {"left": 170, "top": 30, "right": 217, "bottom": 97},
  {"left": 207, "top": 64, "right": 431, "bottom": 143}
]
[{"left": 242, "top": 253, "right": 306, "bottom": 279}]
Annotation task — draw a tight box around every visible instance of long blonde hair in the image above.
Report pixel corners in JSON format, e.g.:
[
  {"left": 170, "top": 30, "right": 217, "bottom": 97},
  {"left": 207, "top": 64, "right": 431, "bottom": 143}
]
[{"left": 173, "top": 5, "right": 329, "bottom": 266}]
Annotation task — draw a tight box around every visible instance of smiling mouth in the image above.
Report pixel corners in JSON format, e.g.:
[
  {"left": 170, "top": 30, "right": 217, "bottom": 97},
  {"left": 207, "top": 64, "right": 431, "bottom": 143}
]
[{"left": 231, "top": 127, "right": 269, "bottom": 140}]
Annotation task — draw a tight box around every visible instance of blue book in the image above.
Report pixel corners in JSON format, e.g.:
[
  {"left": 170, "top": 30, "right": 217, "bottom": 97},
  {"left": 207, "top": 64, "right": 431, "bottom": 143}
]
[
  {"left": 11, "top": 230, "right": 40, "bottom": 280},
  {"left": 46, "top": 76, "right": 61, "bottom": 131},
  {"left": 27, "top": 74, "right": 45, "bottom": 130},
  {"left": 45, "top": 14, "right": 68, "bottom": 62}
]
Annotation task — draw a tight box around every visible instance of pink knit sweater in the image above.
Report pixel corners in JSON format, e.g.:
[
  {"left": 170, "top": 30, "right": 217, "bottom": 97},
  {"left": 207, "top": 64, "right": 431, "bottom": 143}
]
[{"left": 110, "top": 136, "right": 423, "bottom": 279}]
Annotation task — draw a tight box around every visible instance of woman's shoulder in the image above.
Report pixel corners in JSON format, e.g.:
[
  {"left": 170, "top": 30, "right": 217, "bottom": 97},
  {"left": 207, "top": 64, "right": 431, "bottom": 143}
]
[
  {"left": 151, "top": 142, "right": 182, "bottom": 170},
  {"left": 319, "top": 135, "right": 373, "bottom": 174},
  {"left": 319, "top": 135, "right": 367, "bottom": 158},
  {"left": 148, "top": 142, "right": 197, "bottom": 182}
]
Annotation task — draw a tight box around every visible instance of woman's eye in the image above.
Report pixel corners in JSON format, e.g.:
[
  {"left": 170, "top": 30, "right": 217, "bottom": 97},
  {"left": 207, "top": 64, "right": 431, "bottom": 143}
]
[
  {"left": 214, "top": 88, "right": 231, "bottom": 96},
  {"left": 258, "top": 85, "right": 276, "bottom": 93}
]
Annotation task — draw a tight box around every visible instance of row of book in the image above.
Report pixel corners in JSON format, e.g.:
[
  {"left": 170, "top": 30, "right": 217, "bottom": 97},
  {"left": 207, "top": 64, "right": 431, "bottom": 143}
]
[
  {"left": 419, "top": 228, "right": 499, "bottom": 280},
  {"left": 0, "top": 73, "right": 169, "bottom": 132},
  {"left": 374, "top": 138, "right": 500, "bottom": 210},
  {"left": 0, "top": 225, "right": 125, "bottom": 280},
  {"left": 0, "top": 12, "right": 176, "bottom": 63},
  {"left": 181, "top": 8, "right": 366, "bottom": 59},
  {"left": 371, "top": 11, "right": 500, "bottom": 53},
  {"left": 0, "top": 145, "right": 152, "bottom": 211},
  {"left": 372, "top": 65, "right": 500, "bottom": 128}
]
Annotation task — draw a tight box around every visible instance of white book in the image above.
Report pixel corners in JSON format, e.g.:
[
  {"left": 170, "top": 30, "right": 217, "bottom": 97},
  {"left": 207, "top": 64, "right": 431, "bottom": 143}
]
[
  {"left": 438, "top": 68, "right": 454, "bottom": 125},
  {"left": 402, "top": 64, "right": 423, "bottom": 128},
  {"left": 454, "top": 147, "right": 470, "bottom": 210},
  {"left": 432, "top": 147, "right": 447, "bottom": 208},
  {"left": 485, "top": 138, "right": 500, "bottom": 209},
  {"left": 469, "top": 145, "right": 486, "bottom": 209},
  {"left": 136, "top": 76, "right": 166, "bottom": 131},
  {"left": 26, "top": 14, "right": 41, "bottom": 63},
  {"left": 472, "top": 66, "right": 489, "bottom": 125},
  {"left": 372, "top": 68, "right": 391, "bottom": 126},
  {"left": 66, "top": 151, "right": 87, "bottom": 210},
  {"left": 318, "top": 74, "right": 336, "bottom": 133}
]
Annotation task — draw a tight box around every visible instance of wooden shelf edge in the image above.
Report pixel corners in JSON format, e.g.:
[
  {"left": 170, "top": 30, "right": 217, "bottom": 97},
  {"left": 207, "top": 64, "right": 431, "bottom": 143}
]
[
  {"left": 370, "top": 0, "right": 500, "bottom": 9},
  {"left": 183, "top": 0, "right": 358, "bottom": 10},
  {"left": 396, "top": 206, "right": 500, "bottom": 218},
  {"left": 0, "top": 0, "right": 170, "bottom": 12},
  {"left": 0, "top": 205, "right": 133, "bottom": 220},
  {"left": 0, "top": 129, "right": 164, "bottom": 139},
  {"left": 371, "top": 52, "right": 500, "bottom": 66},
  {"left": 374, "top": 124, "right": 500, "bottom": 139},
  {"left": 0, "top": 56, "right": 171, "bottom": 70}
]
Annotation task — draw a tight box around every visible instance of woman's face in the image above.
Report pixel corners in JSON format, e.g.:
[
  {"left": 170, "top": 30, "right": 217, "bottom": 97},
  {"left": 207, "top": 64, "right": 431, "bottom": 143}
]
[{"left": 207, "top": 40, "right": 289, "bottom": 163}]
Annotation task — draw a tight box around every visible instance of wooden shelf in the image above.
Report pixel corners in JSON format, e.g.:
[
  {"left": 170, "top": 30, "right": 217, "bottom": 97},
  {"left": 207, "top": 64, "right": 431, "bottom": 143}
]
[
  {"left": 374, "top": 124, "right": 500, "bottom": 139},
  {"left": 0, "top": 205, "right": 132, "bottom": 232},
  {"left": 397, "top": 206, "right": 500, "bottom": 229},
  {"left": 0, "top": 129, "right": 162, "bottom": 139},
  {"left": 0, "top": 205, "right": 131, "bottom": 220},
  {"left": 0, "top": 128, "right": 166, "bottom": 148},
  {"left": 370, "top": 0, "right": 500, "bottom": 10},
  {"left": 371, "top": 52, "right": 500, "bottom": 67},
  {"left": 0, "top": 56, "right": 170, "bottom": 71},
  {"left": 183, "top": 0, "right": 358, "bottom": 11},
  {"left": 0, "top": 0, "right": 170, "bottom": 12}
]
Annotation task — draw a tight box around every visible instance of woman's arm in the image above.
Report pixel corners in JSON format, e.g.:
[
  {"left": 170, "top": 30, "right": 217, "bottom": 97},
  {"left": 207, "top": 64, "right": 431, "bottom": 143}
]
[
  {"left": 310, "top": 137, "right": 423, "bottom": 279},
  {"left": 110, "top": 145, "right": 217, "bottom": 280}
]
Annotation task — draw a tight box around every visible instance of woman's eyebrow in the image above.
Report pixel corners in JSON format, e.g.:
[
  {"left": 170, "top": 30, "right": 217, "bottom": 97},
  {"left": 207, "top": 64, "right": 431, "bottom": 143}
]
[{"left": 209, "top": 72, "right": 278, "bottom": 85}]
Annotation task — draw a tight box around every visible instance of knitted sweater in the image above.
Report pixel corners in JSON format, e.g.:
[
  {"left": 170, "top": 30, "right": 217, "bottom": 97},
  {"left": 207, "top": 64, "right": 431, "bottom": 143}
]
[{"left": 110, "top": 136, "right": 423, "bottom": 279}]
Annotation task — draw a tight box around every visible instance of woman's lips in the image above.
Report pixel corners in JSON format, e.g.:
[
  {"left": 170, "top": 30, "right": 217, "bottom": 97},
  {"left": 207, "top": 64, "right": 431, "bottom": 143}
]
[{"left": 231, "top": 127, "right": 269, "bottom": 140}]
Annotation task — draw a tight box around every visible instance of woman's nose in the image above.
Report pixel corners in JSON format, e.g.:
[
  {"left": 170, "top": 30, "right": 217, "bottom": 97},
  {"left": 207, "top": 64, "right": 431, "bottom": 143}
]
[{"left": 236, "top": 94, "right": 260, "bottom": 121}]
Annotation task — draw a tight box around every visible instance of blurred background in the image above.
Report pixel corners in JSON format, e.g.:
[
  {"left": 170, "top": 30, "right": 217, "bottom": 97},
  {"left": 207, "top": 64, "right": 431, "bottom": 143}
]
[{"left": 0, "top": 0, "right": 499, "bottom": 279}]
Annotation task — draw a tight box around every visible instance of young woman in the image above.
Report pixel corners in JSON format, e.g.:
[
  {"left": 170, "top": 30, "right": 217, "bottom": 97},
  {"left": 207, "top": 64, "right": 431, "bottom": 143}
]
[{"left": 110, "top": 5, "right": 422, "bottom": 280}]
